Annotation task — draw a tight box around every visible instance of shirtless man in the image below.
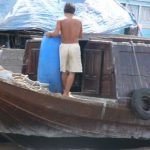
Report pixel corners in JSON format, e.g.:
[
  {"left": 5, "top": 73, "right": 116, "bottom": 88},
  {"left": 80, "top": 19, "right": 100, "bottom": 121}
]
[{"left": 46, "top": 3, "right": 83, "bottom": 96}]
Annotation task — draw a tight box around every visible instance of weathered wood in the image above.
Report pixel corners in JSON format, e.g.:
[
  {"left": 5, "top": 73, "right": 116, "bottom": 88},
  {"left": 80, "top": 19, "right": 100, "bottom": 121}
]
[
  {"left": 0, "top": 48, "right": 25, "bottom": 73},
  {"left": 22, "top": 39, "right": 41, "bottom": 80},
  {"left": 111, "top": 42, "right": 150, "bottom": 101},
  {"left": 82, "top": 41, "right": 103, "bottom": 94},
  {"left": 22, "top": 37, "right": 150, "bottom": 100},
  {"left": 0, "top": 80, "right": 149, "bottom": 139}
]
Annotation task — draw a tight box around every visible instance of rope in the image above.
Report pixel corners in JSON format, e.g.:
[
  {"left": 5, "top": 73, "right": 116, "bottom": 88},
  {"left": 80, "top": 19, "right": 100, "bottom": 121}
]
[
  {"left": 11, "top": 73, "right": 51, "bottom": 94},
  {"left": 130, "top": 40, "right": 143, "bottom": 87}
]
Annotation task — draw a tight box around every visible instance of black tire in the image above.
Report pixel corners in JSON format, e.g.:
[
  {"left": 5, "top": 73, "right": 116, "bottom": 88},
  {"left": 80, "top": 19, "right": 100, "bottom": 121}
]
[{"left": 131, "top": 88, "right": 150, "bottom": 120}]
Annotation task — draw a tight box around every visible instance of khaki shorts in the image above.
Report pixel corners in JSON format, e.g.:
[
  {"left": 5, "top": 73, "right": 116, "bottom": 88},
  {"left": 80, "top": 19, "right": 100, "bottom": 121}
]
[{"left": 59, "top": 43, "right": 82, "bottom": 72}]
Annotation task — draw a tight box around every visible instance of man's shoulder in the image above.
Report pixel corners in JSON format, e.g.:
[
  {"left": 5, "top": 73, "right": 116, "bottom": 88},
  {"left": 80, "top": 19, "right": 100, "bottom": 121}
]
[
  {"left": 58, "top": 16, "right": 81, "bottom": 22},
  {"left": 73, "top": 16, "right": 82, "bottom": 22},
  {"left": 58, "top": 16, "right": 66, "bottom": 21},
  {"left": 72, "top": 16, "right": 80, "bottom": 19}
]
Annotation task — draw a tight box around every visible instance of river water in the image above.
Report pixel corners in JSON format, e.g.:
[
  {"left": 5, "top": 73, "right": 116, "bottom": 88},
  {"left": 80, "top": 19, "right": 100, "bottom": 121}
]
[{"left": 0, "top": 137, "right": 150, "bottom": 150}]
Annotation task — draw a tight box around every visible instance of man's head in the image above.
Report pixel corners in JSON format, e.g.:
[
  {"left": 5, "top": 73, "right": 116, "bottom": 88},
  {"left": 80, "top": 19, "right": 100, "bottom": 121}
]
[{"left": 64, "top": 3, "right": 75, "bottom": 14}]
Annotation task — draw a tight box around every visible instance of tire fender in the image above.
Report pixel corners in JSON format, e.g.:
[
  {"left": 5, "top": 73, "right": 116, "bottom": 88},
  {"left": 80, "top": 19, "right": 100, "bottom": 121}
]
[{"left": 131, "top": 88, "right": 150, "bottom": 120}]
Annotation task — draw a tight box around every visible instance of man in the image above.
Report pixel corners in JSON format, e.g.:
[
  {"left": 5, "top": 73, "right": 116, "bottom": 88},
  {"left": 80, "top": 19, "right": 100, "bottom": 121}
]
[{"left": 46, "top": 3, "right": 83, "bottom": 96}]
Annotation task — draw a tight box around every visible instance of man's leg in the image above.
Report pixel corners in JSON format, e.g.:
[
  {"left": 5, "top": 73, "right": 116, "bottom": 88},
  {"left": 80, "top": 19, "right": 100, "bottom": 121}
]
[
  {"left": 63, "top": 72, "right": 75, "bottom": 96},
  {"left": 62, "top": 72, "right": 68, "bottom": 92}
]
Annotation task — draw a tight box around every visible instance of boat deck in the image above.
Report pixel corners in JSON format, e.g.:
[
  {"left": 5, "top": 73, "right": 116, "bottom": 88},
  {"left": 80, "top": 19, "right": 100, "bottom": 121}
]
[{"left": 72, "top": 93, "right": 117, "bottom": 104}]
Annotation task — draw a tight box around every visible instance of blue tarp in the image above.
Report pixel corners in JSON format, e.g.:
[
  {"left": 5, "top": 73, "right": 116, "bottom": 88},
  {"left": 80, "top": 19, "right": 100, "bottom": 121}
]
[{"left": 0, "top": 0, "right": 136, "bottom": 33}]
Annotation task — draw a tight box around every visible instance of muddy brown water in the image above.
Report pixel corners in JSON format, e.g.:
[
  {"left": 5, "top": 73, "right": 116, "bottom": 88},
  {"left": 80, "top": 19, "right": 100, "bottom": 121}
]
[
  {"left": 0, "top": 144, "right": 150, "bottom": 150},
  {"left": 0, "top": 143, "right": 24, "bottom": 150}
]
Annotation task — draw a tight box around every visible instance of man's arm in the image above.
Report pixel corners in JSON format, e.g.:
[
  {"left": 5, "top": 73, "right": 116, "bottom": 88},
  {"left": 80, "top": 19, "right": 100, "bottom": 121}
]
[
  {"left": 46, "top": 21, "right": 61, "bottom": 37},
  {"left": 79, "top": 22, "right": 83, "bottom": 38}
]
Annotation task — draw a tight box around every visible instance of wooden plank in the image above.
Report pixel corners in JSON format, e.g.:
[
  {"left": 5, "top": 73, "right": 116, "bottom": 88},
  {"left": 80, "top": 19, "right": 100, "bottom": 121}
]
[
  {"left": 111, "top": 42, "right": 150, "bottom": 101},
  {"left": 82, "top": 41, "right": 103, "bottom": 95}
]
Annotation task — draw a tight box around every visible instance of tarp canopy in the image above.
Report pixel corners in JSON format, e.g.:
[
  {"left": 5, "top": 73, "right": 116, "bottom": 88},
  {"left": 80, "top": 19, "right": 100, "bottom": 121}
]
[{"left": 0, "top": 0, "right": 136, "bottom": 33}]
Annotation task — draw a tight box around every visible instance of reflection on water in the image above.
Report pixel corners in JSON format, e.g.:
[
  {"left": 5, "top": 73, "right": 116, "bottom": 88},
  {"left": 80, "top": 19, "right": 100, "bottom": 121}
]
[{"left": 0, "top": 143, "right": 23, "bottom": 150}]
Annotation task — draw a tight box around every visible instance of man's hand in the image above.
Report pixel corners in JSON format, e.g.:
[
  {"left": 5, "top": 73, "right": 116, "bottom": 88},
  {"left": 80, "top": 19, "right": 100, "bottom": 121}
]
[
  {"left": 46, "top": 32, "right": 51, "bottom": 37},
  {"left": 46, "top": 21, "right": 61, "bottom": 38}
]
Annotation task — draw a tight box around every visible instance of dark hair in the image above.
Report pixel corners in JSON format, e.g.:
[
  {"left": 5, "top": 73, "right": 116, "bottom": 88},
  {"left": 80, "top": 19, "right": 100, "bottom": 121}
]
[{"left": 64, "top": 3, "right": 75, "bottom": 14}]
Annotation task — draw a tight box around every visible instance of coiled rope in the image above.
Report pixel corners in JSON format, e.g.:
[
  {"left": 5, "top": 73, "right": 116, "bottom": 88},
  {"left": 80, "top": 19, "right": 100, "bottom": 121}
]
[{"left": 11, "top": 73, "right": 51, "bottom": 94}]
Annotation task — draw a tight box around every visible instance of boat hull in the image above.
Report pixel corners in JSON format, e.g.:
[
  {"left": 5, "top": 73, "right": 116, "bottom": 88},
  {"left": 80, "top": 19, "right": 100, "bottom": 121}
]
[{"left": 0, "top": 80, "right": 149, "bottom": 139}]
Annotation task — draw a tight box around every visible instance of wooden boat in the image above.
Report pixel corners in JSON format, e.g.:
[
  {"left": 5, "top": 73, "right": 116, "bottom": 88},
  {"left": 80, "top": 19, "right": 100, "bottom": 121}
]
[
  {"left": 0, "top": 76, "right": 149, "bottom": 150},
  {"left": 0, "top": 76, "right": 149, "bottom": 139},
  {"left": 0, "top": 35, "right": 150, "bottom": 149}
]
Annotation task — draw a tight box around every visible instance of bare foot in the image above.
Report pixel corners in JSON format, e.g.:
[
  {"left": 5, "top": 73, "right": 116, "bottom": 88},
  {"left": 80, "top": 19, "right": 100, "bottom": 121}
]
[
  {"left": 62, "top": 91, "right": 69, "bottom": 97},
  {"left": 69, "top": 92, "right": 74, "bottom": 98},
  {"left": 62, "top": 93, "right": 68, "bottom": 97},
  {"left": 62, "top": 92, "right": 74, "bottom": 97}
]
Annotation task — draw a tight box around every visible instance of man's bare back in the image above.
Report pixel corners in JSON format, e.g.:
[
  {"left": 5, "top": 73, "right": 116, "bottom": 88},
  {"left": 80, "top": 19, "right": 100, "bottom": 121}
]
[
  {"left": 46, "top": 14, "right": 82, "bottom": 44},
  {"left": 60, "top": 15, "right": 82, "bottom": 43}
]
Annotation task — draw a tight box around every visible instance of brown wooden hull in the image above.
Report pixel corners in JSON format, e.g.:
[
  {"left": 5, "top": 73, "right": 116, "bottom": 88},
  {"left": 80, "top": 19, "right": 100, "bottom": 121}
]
[{"left": 0, "top": 80, "right": 149, "bottom": 139}]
